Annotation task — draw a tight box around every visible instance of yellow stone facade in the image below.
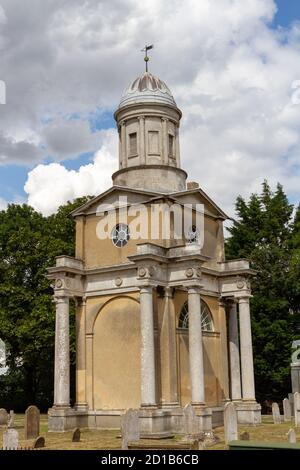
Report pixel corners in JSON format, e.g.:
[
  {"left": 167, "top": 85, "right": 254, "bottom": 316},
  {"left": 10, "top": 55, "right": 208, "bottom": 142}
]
[{"left": 47, "top": 70, "right": 261, "bottom": 433}]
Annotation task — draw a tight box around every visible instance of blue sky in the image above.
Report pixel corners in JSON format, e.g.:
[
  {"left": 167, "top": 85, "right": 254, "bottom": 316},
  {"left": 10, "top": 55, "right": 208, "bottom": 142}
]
[
  {"left": 1, "top": 0, "right": 300, "bottom": 215},
  {"left": 273, "top": 0, "right": 300, "bottom": 27}
]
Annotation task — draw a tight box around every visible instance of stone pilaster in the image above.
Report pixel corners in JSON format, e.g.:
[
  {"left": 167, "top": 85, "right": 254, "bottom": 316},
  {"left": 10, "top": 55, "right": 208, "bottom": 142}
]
[
  {"left": 228, "top": 300, "right": 242, "bottom": 401},
  {"left": 53, "top": 296, "right": 70, "bottom": 408},
  {"left": 121, "top": 121, "right": 126, "bottom": 169},
  {"left": 75, "top": 297, "right": 88, "bottom": 411},
  {"left": 140, "top": 286, "right": 156, "bottom": 407},
  {"left": 160, "top": 287, "right": 179, "bottom": 408},
  {"left": 139, "top": 116, "right": 146, "bottom": 164},
  {"left": 238, "top": 296, "right": 255, "bottom": 401}
]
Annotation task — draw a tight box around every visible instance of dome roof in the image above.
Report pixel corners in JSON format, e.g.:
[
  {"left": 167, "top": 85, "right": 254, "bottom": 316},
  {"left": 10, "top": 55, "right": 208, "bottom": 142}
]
[{"left": 118, "top": 72, "right": 177, "bottom": 109}]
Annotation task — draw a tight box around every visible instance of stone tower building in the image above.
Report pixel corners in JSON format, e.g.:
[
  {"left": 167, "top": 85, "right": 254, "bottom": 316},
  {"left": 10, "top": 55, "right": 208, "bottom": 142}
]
[{"left": 47, "top": 70, "right": 261, "bottom": 433}]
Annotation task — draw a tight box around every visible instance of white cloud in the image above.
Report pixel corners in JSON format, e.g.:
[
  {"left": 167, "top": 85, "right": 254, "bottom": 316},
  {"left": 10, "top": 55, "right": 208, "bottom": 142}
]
[
  {"left": 0, "top": 0, "right": 299, "bottom": 216},
  {"left": 24, "top": 129, "right": 118, "bottom": 215},
  {"left": 0, "top": 197, "right": 7, "bottom": 210}
]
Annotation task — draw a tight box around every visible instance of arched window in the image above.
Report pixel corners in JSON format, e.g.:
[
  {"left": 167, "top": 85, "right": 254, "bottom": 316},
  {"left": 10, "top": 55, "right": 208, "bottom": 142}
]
[{"left": 178, "top": 300, "right": 214, "bottom": 331}]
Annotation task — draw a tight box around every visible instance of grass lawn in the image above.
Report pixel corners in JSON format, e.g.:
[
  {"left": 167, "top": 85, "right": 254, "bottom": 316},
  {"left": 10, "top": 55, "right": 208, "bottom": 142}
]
[{"left": 0, "top": 415, "right": 299, "bottom": 450}]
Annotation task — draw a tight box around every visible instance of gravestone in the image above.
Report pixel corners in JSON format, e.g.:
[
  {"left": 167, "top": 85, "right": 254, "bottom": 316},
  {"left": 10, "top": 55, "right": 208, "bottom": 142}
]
[
  {"left": 184, "top": 404, "right": 199, "bottom": 438},
  {"left": 240, "top": 431, "right": 250, "bottom": 441},
  {"left": 72, "top": 428, "right": 81, "bottom": 442},
  {"left": 25, "top": 405, "right": 40, "bottom": 440},
  {"left": 0, "top": 408, "right": 8, "bottom": 426},
  {"left": 294, "top": 392, "right": 300, "bottom": 427},
  {"left": 272, "top": 402, "right": 281, "bottom": 424},
  {"left": 3, "top": 428, "right": 19, "bottom": 450},
  {"left": 8, "top": 410, "right": 14, "bottom": 428},
  {"left": 287, "top": 428, "right": 297, "bottom": 444},
  {"left": 33, "top": 436, "right": 45, "bottom": 449},
  {"left": 283, "top": 398, "right": 292, "bottom": 422},
  {"left": 121, "top": 409, "right": 140, "bottom": 450},
  {"left": 224, "top": 402, "right": 238, "bottom": 444}
]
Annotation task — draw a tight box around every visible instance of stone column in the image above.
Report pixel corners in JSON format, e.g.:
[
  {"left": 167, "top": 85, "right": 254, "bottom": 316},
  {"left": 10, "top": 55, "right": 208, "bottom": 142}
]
[
  {"left": 228, "top": 300, "right": 242, "bottom": 401},
  {"left": 121, "top": 121, "right": 126, "bottom": 169},
  {"left": 75, "top": 297, "right": 88, "bottom": 410},
  {"left": 140, "top": 286, "right": 156, "bottom": 407},
  {"left": 162, "top": 118, "right": 168, "bottom": 165},
  {"left": 175, "top": 126, "right": 180, "bottom": 167},
  {"left": 54, "top": 296, "right": 70, "bottom": 408},
  {"left": 139, "top": 116, "right": 146, "bottom": 164},
  {"left": 188, "top": 286, "right": 205, "bottom": 405},
  {"left": 239, "top": 296, "right": 255, "bottom": 401},
  {"left": 160, "top": 287, "right": 178, "bottom": 408}
]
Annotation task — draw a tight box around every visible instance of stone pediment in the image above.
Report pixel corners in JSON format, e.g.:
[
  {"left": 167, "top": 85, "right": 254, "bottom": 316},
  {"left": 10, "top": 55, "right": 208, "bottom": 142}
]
[
  {"left": 171, "top": 188, "right": 229, "bottom": 220},
  {"left": 72, "top": 185, "right": 228, "bottom": 220},
  {"left": 71, "top": 185, "right": 164, "bottom": 217}
]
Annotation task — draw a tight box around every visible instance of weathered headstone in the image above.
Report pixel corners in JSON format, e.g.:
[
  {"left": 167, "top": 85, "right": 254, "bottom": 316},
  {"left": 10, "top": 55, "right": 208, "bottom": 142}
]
[
  {"left": 184, "top": 404, "right": 199, "bottom": 438},
  {"left": 3, "top": 428, "right": 19, "bottom": 450},
  {"left": 121, "top": 409, "right": 140, "bottom": 450},
  {"left": 33, "top": 436, "right": 45, "bottom": 449},
  {"left": 283, "top": 398, "right": 292, "bottom": 422},
  {"left": 240, "top": 431, "right": 250, "bottom": 441},
  {"left": 224, "top": 402, "right": 238, "bottom": 444},
  {"left": 287, "top": 428, "right": 297, "bottom": 444},
  {"left": 294, "top": 392, "right": 300, "bottom": 427},
  {"left": 272, "top": 402, "right": 281, "bottom": 424},
  {"left": 8, "top": 410, "right": 14, "bottom": 428},
  {"left": 0, "top": 408, "right": 8, "bottom": 426},
  {"left": 72, "top": 427, "right": 81, "bottom": 442},
  {"left": 25, "top": 405, "right": 40, "bottom": 440}
]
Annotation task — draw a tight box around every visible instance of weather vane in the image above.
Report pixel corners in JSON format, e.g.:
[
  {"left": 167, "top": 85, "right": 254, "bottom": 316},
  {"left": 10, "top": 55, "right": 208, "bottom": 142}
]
[{"left": 141, "top": 44, "right": 154, "bottom": 72}]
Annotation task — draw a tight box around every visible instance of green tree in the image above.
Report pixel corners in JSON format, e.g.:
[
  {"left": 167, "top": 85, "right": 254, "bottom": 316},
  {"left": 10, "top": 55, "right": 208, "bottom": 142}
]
[
  {"left": 0, "top": 197, "right": 91, "bottom": 410},
  {"left": 226, "top": 181, "right": 300, "bottom": 402}
]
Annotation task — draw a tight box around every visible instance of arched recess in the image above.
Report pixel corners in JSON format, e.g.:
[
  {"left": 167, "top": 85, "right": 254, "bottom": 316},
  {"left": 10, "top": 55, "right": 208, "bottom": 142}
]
[{"left": 93, "top": 295, "right": 141, "bottom": 410}]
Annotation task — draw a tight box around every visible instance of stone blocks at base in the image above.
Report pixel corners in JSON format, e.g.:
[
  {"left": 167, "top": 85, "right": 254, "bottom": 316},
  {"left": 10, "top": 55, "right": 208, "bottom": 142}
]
[{"left": 235, "top": 402, "right": 261, "bottom": 426}]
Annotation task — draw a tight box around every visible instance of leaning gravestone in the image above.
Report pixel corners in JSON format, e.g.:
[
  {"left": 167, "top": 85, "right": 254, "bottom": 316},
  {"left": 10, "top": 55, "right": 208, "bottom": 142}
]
[
  {"left": 0, "top": 408, "right": 8, "bottom": 426},
  {"left": 294, "top": 392, "right": 300, "bottom": 427},
  {"left": 283, "top": 398, "right": 292, "bottom": 422},
  {"left": 272, "top": 402, "right": 281, "bottom": 424},
  {"left": 121, "top": 409, "right": 140, "bottom": 450},
  {"left": 287, "top": 428, "right": 297, "bottom": 444},
  {"left": 72, "top": 428, "right": 81, "bottom": 442},
  {"left": 33, "top": 436, "right": 45, "bottom": 449},
  {"left": 3, "top": 428, "right": 19, "bottom": 450},
  {"left": 25, "top": 405, "right": 40, "bottom": 440},
  {"left": 224, "top": 402, "right": 238, "bottom": 444},
  {"left": 184, "top": 404, "right": 199, "bottom": 438}
]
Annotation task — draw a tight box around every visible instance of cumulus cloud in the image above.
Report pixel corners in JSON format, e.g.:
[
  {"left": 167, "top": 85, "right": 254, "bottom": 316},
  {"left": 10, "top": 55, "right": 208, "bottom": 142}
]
[
  {"left": 0, "top": 197, "right": 7, "bottom": 210},
  {"left": 24, "top": 129, "right": 118, "bottom": 215},
  {"left": 0, "top": 0, "right": 300, "bottom": 215}
]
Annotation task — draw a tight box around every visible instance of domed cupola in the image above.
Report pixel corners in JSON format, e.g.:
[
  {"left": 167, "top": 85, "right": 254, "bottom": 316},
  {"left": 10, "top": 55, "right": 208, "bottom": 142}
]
[
  {"left": 113, "top": 71, "right": 187, "bottom": 193},
  {"left": 119, "top": 72, "right": 177, "bottom": 109}
]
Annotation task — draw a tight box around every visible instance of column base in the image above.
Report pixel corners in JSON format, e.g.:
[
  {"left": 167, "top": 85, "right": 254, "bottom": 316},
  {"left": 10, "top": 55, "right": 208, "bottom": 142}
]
[
  {"left": 191, "top": 404, "right": 213, "bottom": 435},
  {"left": 235, "top": 401, "right": 261, "bottom": 426},
  {"left": 139, "top": 407, "right": 174, "bottom": 438},
  {"left": 48, "top": 407, "right": 90, "bottom": 432}
]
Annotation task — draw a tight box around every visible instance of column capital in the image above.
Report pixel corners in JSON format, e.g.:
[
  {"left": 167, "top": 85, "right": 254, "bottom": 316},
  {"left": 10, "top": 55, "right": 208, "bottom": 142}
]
[
  {"left": 54, "top": 296, "right": 69, "bottom": 305},
  {"left": 164, "top": 286, "right": 174, "bottom": 298},
  {"left": 138, "top": 115, "right": 145, "bottom": 121},
  {"left": 140, "top": 285, "right": 154, "bottom": 295},
  {"left": 187, "top": 285, "right": 201, "bottom": 295},
  {"left": 237, "top": 295, "right": 252, "bottom": 304}
]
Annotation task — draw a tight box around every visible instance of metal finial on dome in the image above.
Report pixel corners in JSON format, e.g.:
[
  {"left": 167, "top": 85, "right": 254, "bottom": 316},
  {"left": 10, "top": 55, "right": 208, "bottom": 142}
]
[{"left": 141, "top": 44, "right": 154, "bottom": 72}]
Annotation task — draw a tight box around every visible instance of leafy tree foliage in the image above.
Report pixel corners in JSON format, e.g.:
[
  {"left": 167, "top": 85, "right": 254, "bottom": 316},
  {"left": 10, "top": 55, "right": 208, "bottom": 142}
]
[
  {"left": 226, "top": 181, "right": 300, "bottom": 402},
  {"left": 0, "top": 197, "right": 90, "bottom": 410}
]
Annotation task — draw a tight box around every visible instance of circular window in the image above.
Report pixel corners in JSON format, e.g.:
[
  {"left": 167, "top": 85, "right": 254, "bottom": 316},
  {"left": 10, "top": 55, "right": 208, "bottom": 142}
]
[
  {"left": 111, "top": 223, "right": 130, "bottom": 248},
  {"left": 178, "top": 300, "right": 214, "bottom": 331},
  {"left": 186, "top": 225, "right": 200, "bottom": 244}
]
